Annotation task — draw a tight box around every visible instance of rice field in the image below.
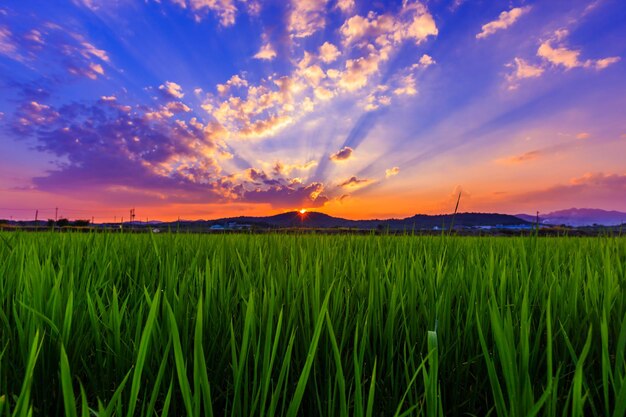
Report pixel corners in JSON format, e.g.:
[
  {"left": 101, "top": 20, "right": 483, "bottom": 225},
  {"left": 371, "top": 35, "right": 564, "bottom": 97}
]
[{"left": 0, "top": 231, "right": 625, "bottom": 417}]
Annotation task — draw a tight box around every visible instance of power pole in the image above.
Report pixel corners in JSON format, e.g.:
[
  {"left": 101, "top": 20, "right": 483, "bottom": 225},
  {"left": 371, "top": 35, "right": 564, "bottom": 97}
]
[
  {"left": 55, "top": 207, "right": 58, "bottom": 223},
  {"left": 35, "top": 209, "right": 38, "bottom": 223}
]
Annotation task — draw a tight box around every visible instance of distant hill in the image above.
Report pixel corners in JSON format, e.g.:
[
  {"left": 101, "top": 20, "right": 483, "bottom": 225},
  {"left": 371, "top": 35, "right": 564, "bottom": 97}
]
[
  {"left": 516, "top": 208, "right": 626, "bottom": 227},
  {"left": 196, "top": 211, "right": 531, "bottom": 230}
]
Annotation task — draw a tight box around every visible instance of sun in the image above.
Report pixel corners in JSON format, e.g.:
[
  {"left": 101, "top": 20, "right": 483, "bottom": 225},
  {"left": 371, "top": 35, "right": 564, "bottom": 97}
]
[{"left": 299, "top": 208, "right": 307, "bottom": 214}]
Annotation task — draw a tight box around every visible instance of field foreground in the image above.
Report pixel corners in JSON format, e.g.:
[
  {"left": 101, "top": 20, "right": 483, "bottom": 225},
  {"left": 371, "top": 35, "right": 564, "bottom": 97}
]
[{"left": 0, "top": 232, "right": 625, "bottom": 416}]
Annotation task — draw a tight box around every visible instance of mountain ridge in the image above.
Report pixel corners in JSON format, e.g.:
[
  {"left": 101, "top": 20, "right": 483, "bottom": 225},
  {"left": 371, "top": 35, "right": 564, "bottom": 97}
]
[
  {"left": 516, "top": 208, "right": 626, "bottom": 226},
  {"left": 182, "top": 211, "right": 532, "bottom": 230}
]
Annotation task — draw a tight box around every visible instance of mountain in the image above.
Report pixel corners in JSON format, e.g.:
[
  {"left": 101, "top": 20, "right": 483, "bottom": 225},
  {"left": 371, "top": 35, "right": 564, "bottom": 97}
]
[
  {"left": 516, "top": 208, "right": 626, "bottom": 227},
  {"left": 200, "top": 211, "right": 531, "bottom": 230}
]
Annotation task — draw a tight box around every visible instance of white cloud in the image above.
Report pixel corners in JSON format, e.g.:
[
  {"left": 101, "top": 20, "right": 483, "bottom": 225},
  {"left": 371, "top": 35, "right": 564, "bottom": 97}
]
[
  {"left": 418, "top": 53, "right": 434, "bottom": 67},
  {"left": 187, "top": 0, "right": 238, "bottom": 26},
  {"left": 254, "top": 42, "right": 277, "bottom": 60},
  {"left": 476, "top": 6, "right": 531, "bottom": 39},
  {"left": 594, "top": 57, "right": 620, "bottom": 70},
  {"left": 319, "top": 42, "right": 340, "bottom": 63},
  {"left": 393, "top": 74, "right": 417, "bottom": 96},
  {"left": 335, "top": 0, "right": 354, "bottom": 13},
  {"left": 537, "top": 31, "right": 620, "bottom": 70},
  {"left": 537, "top": 42, "right": 582, "bottom": 69},
  {"left": 340, "top": 2, "right": 437, "bottom": 46},
  {"left": 216, "top": 74, "right": 248, "bottom": 95},
  {"left": 506, "top": 57, "right": 544, "bottom": 89},
  {"left": 288, "top": 0, "right": 329, "bottom": 38},
  {"left": 159, "top": 81, "right": 185, "bottom": 99}
]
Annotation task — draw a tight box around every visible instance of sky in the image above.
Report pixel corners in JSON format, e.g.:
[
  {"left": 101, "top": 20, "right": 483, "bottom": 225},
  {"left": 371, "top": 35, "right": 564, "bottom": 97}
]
[{"left": 0, "top": 0, "right": 625, "bottom": 221}]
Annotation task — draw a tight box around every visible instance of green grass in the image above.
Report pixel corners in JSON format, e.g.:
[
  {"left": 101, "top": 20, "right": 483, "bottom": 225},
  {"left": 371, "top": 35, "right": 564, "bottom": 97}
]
[{"left": 0, "top": 231, "right": 625, "bottom": 416}]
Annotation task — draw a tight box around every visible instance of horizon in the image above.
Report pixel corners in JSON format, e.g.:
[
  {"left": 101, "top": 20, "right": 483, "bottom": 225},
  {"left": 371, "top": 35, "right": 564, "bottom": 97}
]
[
  {"left": 1, "top": 0, "right": 625, "bottom": 221},
  {"left": 3, "top": 207, "right": 625, "bottom": 224}
]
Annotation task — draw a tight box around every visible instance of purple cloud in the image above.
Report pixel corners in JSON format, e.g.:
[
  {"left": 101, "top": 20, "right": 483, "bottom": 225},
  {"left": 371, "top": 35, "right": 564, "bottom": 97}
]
[{"left": 329, "top": 146, "right": 354, "bottom": 161}]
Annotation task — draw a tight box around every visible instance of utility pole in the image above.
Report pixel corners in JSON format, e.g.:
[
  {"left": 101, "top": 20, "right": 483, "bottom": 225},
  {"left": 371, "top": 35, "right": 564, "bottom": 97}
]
[
  {"left": 55, "top": 207, "right": 58, "bottom": 223},
  {"left": 91, "top": 216, "right": 94, "bottom": 225},
  {"left": 35, "top": 209, "right": 38, "bottom": 223}
]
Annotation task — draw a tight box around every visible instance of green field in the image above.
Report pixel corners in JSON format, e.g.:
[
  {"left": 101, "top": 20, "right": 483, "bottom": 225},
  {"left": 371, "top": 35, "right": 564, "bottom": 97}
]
[{"left": 0, "top": 232, "right": 625, "bottom": 416}]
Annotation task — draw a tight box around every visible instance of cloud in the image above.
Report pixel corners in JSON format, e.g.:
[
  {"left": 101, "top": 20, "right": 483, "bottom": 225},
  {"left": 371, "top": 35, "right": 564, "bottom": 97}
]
[
  {"left": 254, "top": 42, "right": 277, "bottom": 60},
  {"left": 68, "top": 62, "right": 105, "bottom": 80},
  {"left": 537, "top": 42, "right": 582, "bottom": 69},
  {"left": 385, "top": 166, "right": 400, "bottom": 178},
  {"left": 9, "top": 98, "right": 232, "bottom": 205},
  {"left": 159, "top": 81, "right": 185, "bottom": 99},
  {"left": 183, "top": 0, "right": 238, "bottom": 26},
  {"left": 272, "top": 160, "right": 318, "bottom": 176},
  {"left": 339, "top": 53, "right": 383, "bottom": 91},
  {"left": 11, "top": 101, "right": 59, "bottom": 132},
  {"left": 340, "top": 3, "right": 437, "bottom": 46},
  {"left": 288, "top": 0, "right": 329, "bottom": 38},
  {"left": 364, "top": 93, "right": 391, "bottom": 111},
  {"left": 537, "top": 31, "right": 620, "bottom": 70},
  {"left": 506, "top": 57, "right": 544, "bottom": 89},
  {"left": 501, "top": 150, "right": 543, "bottom": 164},
  {"left": 340, "top": 176, "right": 372, "bottom": 189},
  {"left": 393, "top": 74, "right": 417, "bottom": 95},
  {"left": 238, "top": 114, "right": 294, "bottom": 138},
  {"left": 241, "top": 182, "right": 328, "bottom": 208},
  {"left": 318, "top": 42, "right": 340, "bottom": 63},
  {"left": 417, "top": 53, "right": 434, "bottom": 67},
  {"left": 0, "top": 23, "right": 110, "bottom": 79},
  {"left": 335, "top": 0, "right": 354, "bottom": 13},
  {"left": 476, "top": 6, "right": 531, "bottom": 39},
  {"left": 594, "top": 57, "right": 621, "bottom": 70},
  {"left": 144, "top": 101, "right": 191, "bottom": 120},
  {"left": 576, "top": 132, "right": 590, "bottom": 140},
  {"left": 497, "top": 141, "right": 579, "bottom": 165},
  {"left": 216, "top": 74, "right": 248, "bottom": 95},
  {"left": 509, "top": 172, "right": 626, "bottom": 207},
  {"left": 329, "top": 146, "right": 353, "bottom": 161},
  {"left": 199, "top": 2, "right": 438, "bottom": 141},
  {"left": 0, "top": 25, "right": 18, "bottom": 57}
]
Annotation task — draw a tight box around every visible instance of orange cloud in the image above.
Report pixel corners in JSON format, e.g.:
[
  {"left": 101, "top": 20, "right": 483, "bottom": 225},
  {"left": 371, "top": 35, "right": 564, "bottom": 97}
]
[
  {"left": 506, "top": 57, "right": 544, "bottom": 89},
  {"left": 318, "top": 41, "right": 340, "bottom": 63},
  {"left": 385, "top": 166, "right": 400, "bottom": 178},
  {"left": 254, "top": 42, "right": 277, "bottom": 60},
  {"left": 537, "top": 30, "right": 620, "bottom": 70},
  {"left": 476, "top": 6, "right": 531, "bottom": 39},
  {"left": 501, "top": 150, "right": 542, "bottom": 164}
]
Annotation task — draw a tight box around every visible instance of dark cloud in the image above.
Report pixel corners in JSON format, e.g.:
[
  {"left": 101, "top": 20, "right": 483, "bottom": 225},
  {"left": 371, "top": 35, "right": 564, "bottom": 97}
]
[
  {"left": 329, "top": 146, "right": 354, "bottom": 161},
  {"left": 241, "top": 182, "right": 328, "bottom": 208},
  {"left": 6, "top": 94, "right": 332, "bottom": 209},
  {"left": 7, "top": 96, "right": 227, "bottom": 205},
  {"left": 340, "top": 176, "right": 371, "bottom": 187},
  {"left": 0, "top": 20, "right": 110, "bottom": 80}
]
